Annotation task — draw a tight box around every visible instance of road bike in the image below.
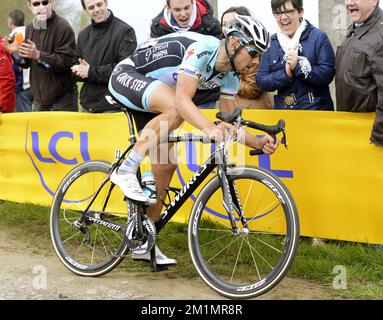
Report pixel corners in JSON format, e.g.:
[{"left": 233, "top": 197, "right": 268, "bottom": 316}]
[{"left": 50, "top": 106, "right": 299, "bottom": 299}]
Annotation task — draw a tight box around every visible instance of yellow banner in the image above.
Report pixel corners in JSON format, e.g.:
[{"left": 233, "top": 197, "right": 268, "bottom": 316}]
[{"left": 0, "top": 110, "right": 382, "bottom": 244}]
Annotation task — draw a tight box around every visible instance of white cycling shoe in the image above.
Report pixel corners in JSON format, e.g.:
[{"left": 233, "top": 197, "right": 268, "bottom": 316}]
[
  {"left": 132, "top": 245, "right": 177, "bottom": 265},
  {"left": 110, "top": 169, "right": 149, "bottom": 203}
]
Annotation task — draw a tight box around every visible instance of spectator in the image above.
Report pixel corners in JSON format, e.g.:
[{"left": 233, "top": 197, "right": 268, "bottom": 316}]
[
  {"left": 335, "top": 0, "right": 383, "bottom": 147},
  {"left": 150, "top": 0, "right": 222, "bottom": 39},
  {"left": 0, "top": 36, "right": 16, "bottom": 113},
  {"left": 151, "top": 0, "right": 222, "bottom": 109},
  {"left": 221, "top": 6, "right": 273, "bottom": 109},
  {"left": 257, "top": 0, "right": 335, "bottom": 110},
  {"left": 7, "top": 9, "right": 34, "bottom": 112},
  {"left": 3, "top": 0, "right": 77, "bottom": 112},
  {"left": 72, "top": 0, "right": 137, "bottom": 113}
]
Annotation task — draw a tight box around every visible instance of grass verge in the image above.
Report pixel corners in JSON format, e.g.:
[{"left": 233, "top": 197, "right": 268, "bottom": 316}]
[{"left": 0, "top": 200, "right": 382, "bottom": 299}]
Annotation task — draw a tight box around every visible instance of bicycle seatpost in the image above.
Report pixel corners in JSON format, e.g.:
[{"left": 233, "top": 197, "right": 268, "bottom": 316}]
[{"left": 121, "top": 108, "right": 137, "bottom": 145}]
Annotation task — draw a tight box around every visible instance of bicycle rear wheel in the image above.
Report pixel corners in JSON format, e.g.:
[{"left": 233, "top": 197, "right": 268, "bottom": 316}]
[
  {"left": 50, "top": 160, "right": 129, "bottom": 276},
  {"left": 188, "top": 166, "right": 299, "bottom": 299}
]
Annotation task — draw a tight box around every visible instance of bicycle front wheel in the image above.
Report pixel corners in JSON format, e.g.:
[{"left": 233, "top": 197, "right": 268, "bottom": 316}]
[
  {"left": 188, "top": 166, "right": 299, "bottom": 299},
  {"left": 50, "top": 160, "right": 129, "bottom": 277}
]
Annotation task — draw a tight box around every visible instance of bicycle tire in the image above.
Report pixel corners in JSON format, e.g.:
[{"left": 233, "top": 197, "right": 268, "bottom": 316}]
[
  {"left": 50, "top": 160, "right": 129, "bottom": 277},
  {"left": 188, "top": 166, "right": 299, "bottom": 299}
]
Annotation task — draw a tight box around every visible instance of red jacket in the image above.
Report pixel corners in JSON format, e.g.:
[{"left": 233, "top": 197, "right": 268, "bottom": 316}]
[{"left": 0, "top": 36, "right": 15, "bottom": 113}]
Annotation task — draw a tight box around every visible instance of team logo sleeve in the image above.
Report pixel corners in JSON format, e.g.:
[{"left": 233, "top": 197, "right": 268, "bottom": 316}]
[{"left": 179, "top": 43, "right": 204, "bottom": 80}]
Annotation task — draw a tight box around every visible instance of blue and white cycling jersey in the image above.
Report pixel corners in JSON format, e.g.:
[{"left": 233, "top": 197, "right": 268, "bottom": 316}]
[{"left": 121, "top": 32, "right": 240, "bottom": 98}]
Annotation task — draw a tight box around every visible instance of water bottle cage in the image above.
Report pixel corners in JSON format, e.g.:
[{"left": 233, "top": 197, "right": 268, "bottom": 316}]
[{"left": 161, "top": 187, "right": 182, "bottom": 207}]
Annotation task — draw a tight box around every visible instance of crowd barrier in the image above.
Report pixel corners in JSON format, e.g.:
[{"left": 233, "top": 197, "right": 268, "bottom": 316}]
[{"left": 0, "top": 110, "right": 382, "bottom": 244}]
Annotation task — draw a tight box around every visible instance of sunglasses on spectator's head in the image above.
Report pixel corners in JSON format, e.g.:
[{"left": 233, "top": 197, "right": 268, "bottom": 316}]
[{"left": 31, "top": 0, "right": 50, "bottom": 7}]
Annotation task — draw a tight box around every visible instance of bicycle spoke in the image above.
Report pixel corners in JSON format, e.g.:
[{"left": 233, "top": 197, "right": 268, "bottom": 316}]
[
  {"left": 230, "top": 237, "right": 244, "bottom": 283},
  {"left": 199, "top": 232, "right": 233, "bottom": 248},
  {"left": 91, "top": 227, "right": 99, "bottom": 265},
  {"left": 241, "top": 235, "right": 274, "bottom": 270},
  {"left": 206, "top": 237, "right": 238, "bottom": 264},
  {"left": 248, "top": 233, "right": 284, "bottom": 254},
  {"left": 247, "top": 201, "right": 281, "bottom": 222},
  {"left": 98, "top": 228, "right": 120, "bottom": 254},
  {"left": 243, "top": 181, "right": 253, "bottom": 210},
  {"left": 242, "top": 183, "right": 268, "bottom": 217},
  {"left": 62, "top": 208, "right": 83, "bottom": 216},
  {"left": 99, "top": 228, "right": 112, "bottom": 258},
  {"left": 205, "top": 214, "right": 233, "bottom": 230},
  {"left": 198, "top": 228, "right": 232, "bottom": 233},
  {"left": 74, "top": 233, "right": 89, "bottom": 261},
  {"left": 59, "top": 223, "right": 79, "bottom": 235},
  {"left": 247, "top": 239, "right": 262, "bottom": 281},
  {"left": 248, "top": 230, "right": 285, "bottom": 236},
  {"left": 62, "top": 230, "right": 83, "bottom": 244}
]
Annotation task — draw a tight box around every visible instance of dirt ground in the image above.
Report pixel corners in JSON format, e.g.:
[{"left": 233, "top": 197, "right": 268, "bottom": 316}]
[{"left": 0, "top": 228, "right": 336, "bottom": 300}]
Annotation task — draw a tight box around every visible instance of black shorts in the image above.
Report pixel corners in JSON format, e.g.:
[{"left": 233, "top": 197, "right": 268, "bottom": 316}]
[{"left": 109, "top": 64, "right": 162, "bottom": 113}]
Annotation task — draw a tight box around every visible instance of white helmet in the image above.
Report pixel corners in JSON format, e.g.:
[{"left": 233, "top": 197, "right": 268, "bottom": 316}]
[{"left": 224, "top": 14, "right": 270, "bottom": 53}]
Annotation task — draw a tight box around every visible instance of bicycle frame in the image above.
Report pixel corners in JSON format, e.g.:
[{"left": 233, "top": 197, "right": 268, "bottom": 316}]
[{"left": 155, "top": 138, "right": 246, "bottom": 234}]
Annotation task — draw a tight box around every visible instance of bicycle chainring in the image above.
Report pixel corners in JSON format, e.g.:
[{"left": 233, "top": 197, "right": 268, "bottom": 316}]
[{"left": 125, "top": 216, "right": 156, "bottom": 255}]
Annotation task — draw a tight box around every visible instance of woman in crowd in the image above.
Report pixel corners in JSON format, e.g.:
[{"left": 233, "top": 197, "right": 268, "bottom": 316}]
[{"left": 257, "top": 0, "right": 335, "bottom": 110}]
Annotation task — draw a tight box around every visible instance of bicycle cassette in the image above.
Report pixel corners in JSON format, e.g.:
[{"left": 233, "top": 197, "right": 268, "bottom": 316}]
[{"left": 125, "top": 216, "right": 156, "bottom": 255}]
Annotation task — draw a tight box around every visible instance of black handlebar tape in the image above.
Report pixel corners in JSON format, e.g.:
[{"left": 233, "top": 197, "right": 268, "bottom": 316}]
[
  {"left": 245, "top": 119, "right": 285, "bottom": 136},
  {"left": 250, "top": 150, "right": 265, "bottom": 156}
]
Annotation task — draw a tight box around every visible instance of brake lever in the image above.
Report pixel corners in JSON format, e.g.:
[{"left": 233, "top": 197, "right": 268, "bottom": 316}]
[{"left": 250, "top": 128, "right": 288, "bottom": 157}]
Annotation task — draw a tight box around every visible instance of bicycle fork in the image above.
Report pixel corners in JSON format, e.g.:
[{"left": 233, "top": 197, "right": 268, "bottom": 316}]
[{"left": 216, "top": 148, "right": 249, "bottom": 235}]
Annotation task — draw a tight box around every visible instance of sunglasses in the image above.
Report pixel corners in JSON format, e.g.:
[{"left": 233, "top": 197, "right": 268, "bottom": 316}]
[
  {"left": 243, "top": 45, "right": 260, "bottom": 58},
  {"left": 31, "top": 0, "right": 50, "bottom": 7}
]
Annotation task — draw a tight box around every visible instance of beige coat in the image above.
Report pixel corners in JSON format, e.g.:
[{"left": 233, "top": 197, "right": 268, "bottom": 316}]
[{"left": 237, "top": 61, "right": 273, "bottom": 109}]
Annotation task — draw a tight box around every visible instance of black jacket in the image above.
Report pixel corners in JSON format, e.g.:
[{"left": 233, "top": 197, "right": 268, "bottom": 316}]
[
  {"left": 75, "top": 10, "right": 137, "bottom": 112},
  {"left": 150, "top": 0, "right": 222, "bottom": 39},
  {"left": 24, "top": 11, "right": 76, "bottom": 106}
]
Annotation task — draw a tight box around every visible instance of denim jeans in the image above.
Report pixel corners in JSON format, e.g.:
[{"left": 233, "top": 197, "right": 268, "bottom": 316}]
[
  {"left": 33, "top": 87, "right": 78, "bottom": 112},
  {"left": 15, "top": 87, "right": 34, "bottom": 112}
]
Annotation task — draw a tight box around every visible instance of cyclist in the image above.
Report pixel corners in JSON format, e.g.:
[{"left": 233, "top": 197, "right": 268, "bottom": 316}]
[{"left": 108, "top": 15, "right": 278, "bottom": 264}]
